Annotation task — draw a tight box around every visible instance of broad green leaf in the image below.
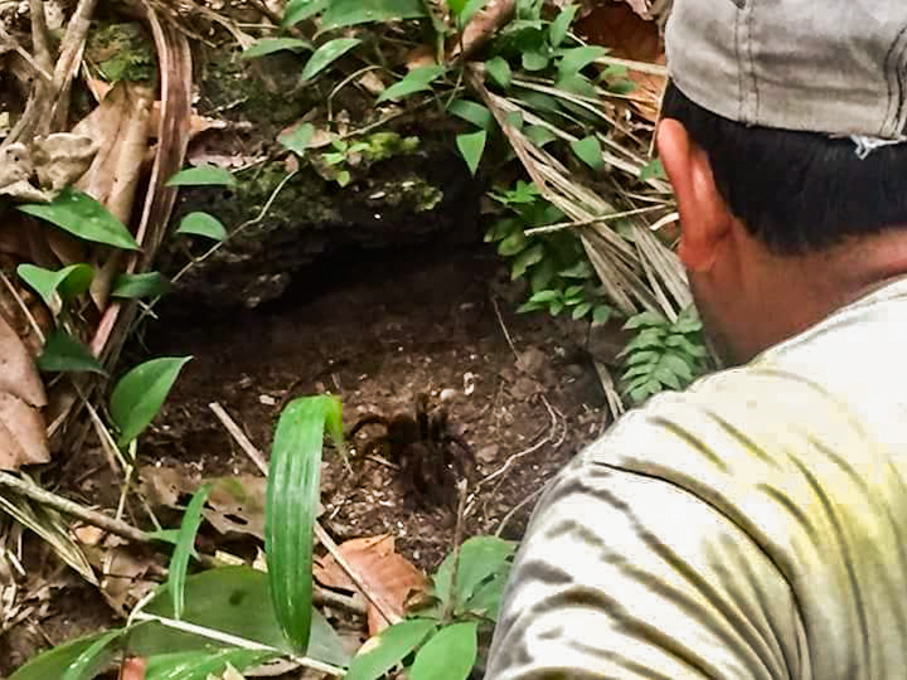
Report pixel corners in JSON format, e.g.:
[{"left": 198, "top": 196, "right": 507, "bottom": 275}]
[
  {"left": 624, "top": 349, "right": 659, "bottom": 366},
  {"left": 459, "top": 0, "right": 490, "bottom": 26},
  {"left": 624, "top": 310, "right": 667, "bottom": 330},
  {"left": 525, "top": 125, "right": 557, "bottom": 147},
  {"left": 166, "top": 167, "right": 237, "bottom": 188},
  {"left": 433, "top": 537, "right": 515, "bottom": 612},
  {"left": 169, "top": 484, "right": 212, "bottom": 620},
  {"left": 242, "top": 37, "right": 312, "bottom": 59},
  {"left": 17, "top": 263, "right": 93, "bottom": 308},
  {"left": 464, "top": 569, "right": 508, "bottom": 619},
  {"left": 653, "top": 364, "right": 682, "bottom": 390},
  {"left": 144, "top": 649, "right": 277, "bottom": 680},
  {"left": 660, "top": 352, "right": 695, "bottom": 381},
  {"left": 559, "top": 260, "right": 594, "bottom": 279},
  {"left": 60, "top": 629, "right": 123, "bottom": 680},
  {"left": 564, "top": 284, "right": 584, "bottom": 299},
  {"left": 497, "top": 230, "right": 526, "bottom": 257},
  {"left": 510, "top": 243, "right": 543, "bottom": 280},
  {"left": 346, "top": 619, "right": 437, "bottom": 680},
  {"left": 301, "top": 38, "right": 362, "bottom": 82},
  {"left": 505, "top": 110, "right": 524, "bottom": 130},
  {"left": 522, "top": 49, "right": 549, "bottom": 71},
  {"left": 664, "top": 334, "right": 708, "bottom": 358},
  {"left": 592, "top": 305, "right": 613, "bottom": 325},
  {"left": 448, "top": 100, "right": 493, "bottom": 130},
  {"left": 19, "top": 188, "right": 139, "bottom": 250},
  {"left": 279, "top": 123, "right": 315, "bottom": 156},
  {"left": 144, "top": 567, "right": 348, "bottom": 666},
  {"left": 484, "top": 57, "right": 511, "bottom": 88},
  {"left": 572, "top": 302, "right": 593, "bottom": 320},
  {"left": 321, "top": 0, "right": 427, "bottom": 29},
  {"left": 640, "top": 157, "right": 666, "bottom": 181},
  {"left": 377, "top": 65, "right": 445, "bottom": 103},
  {"left": 530, "top": 257, "right": 555, "bottom": 292},
  {"left": 38, "top": 330, "right": 105, "bottom": 375},
  {"left": 570, "top": 135, "right": 604, "bottom": 170},
  {"left": 110, "top": 356, "right": 192, "bottom": 448},
  {"left": 111, "top": 272, "right": 173, "bottom": 299},
  {"left": 456, "top": 130, "right": 487, "bottom": 176},
  {"left": 9, "top": 630, "right": 119, "bottom": 679},
  {"left": 177, "top": 212, "right": 228, "bottom": 242},
  {"left": 283, "top": 0, "right": 329, "bottom": 26},
  {"left": 549, "top": 298, "right": 565, "bottom": 315},
  {"left": 527, "top": 289, "right": 560, "bottom": 304},
  {"left": 266, "top": 396, "right": 343, "bottom": 652},
  {"left": 445, "top": 0, "right": 467, "bottom": 13},
  {"left": 558, "top": 45, "right": 607, "bottom": 77},
  {"left": 409, "top": 622, "right": 478, "bottom": 680},
  {"left": 549, "top": 4, "right": 577, "bottom": 47}
]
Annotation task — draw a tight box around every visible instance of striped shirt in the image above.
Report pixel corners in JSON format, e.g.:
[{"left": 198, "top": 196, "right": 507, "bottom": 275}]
[{"left": 485, "top": 276, "right": 907, "bottom": 679}]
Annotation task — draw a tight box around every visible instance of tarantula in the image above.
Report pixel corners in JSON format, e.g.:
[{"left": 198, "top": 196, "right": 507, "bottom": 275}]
[{"left": 348, "top": 394, "right": 475, "bottom": 508}]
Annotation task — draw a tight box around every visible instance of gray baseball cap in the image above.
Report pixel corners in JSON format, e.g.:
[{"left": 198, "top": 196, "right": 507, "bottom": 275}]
[{"left": 665, "top": 0, "right": 907, "bottom": 140}]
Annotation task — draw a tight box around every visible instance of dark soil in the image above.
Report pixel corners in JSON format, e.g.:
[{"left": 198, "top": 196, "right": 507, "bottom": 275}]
[{"left": 1, "top": 242, "right": 610, "bottom": 675}]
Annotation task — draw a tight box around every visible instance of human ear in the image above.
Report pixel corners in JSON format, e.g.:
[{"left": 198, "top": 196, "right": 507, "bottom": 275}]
[{"left": 657, "top": 119, "right": 732, "bottom": 272}]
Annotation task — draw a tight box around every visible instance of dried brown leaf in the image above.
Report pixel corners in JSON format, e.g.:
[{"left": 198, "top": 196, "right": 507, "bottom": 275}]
[
  {"left": 31, "top": 133, "right": 98, "bottom": 192},
  {"left": 0, "top": 393, "right": 49, "bottom": 470},
  {"left": 314, "top": 534, "right": 427, "bottom": 635}
]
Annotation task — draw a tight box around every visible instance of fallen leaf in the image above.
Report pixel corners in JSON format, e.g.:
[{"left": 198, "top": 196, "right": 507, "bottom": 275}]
[
  {"left": 0, "top": 392, "right": 49, "bottom": 470},
  {"left": 204, "top": 476, "right": 267, "bottom": 540},
  {"left": 314, "top": 534, "right": 427, "bottom": 635},
  {"left": 452, "top": 0, "right": 516, "bottom": 60},
  {"left": 31, "top": 133, "right": 98, "bottom": 192},
  {"left": 0, "top": 308, "right": 46, "bottom": 409},
  {"left": 100, "top": 544, "right": 160, "bottom": 616}
]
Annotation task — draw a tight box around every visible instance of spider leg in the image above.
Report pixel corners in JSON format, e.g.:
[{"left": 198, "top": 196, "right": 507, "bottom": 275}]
[
  {"left": 443, "top": 434, "right": 476, "bottom": 481},
  {"left": 347, "top": 414, "right": 390, "bottom": 440}
]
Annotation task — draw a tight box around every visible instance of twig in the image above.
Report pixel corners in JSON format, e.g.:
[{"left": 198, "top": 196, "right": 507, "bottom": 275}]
[
  {"left": 490, "top": 296, "right": 518, "bottom": 361},
  {"left": 523, "top": 205, "right": 667, "bottom": 236},
  {"left": 443, "top": 480, "right": 469, "bottom": 622},
  {"left": 208, "top": 403, "right": 269, "bottom": 475},
  {"left": 495, "top": 487, "right": 542, "bottom": 537},
  {"left": 209, "top": 402, "right": 401, "bottom": 626},
  {"left": 0, "top": 471, "right": 150, "bottom": 544}
]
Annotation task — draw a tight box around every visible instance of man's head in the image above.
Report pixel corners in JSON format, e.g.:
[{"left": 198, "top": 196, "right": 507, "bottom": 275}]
[{"left": 657, "top": 1, "right": 907, "bottom": 364}]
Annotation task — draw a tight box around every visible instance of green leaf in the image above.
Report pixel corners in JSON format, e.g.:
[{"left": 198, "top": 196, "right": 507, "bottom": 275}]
[
  {"left": 166, "top": 166, "right": 237, "bottom": 188},
  {"left": 445, "top": 0, "right": 467, "bottom": 13},
  {"left": 9, "top": 630, "right": 121, "bottom": 680},
  {"left": 653, "top": 365, "right": 682, "bottom": 390},
  {"left": 37, "top": 330, "right": 105, "bottom": 375},
  {"left": 564, "top": 284, "right": 584, "bottom": 299},
  {"left": 570, "top": 135, "right": 604, "bottom": 170},
  {"left": 177, "top": 212, "right": 227, "bottom": 242},
  {"left": 527, "top": 289, "right": 560, "bottom": 304},
  {"left": 640, "top": 157, "right": 667, "bottom": 181},
  {"left": 110, "top": 356, "right": 192, "bottom": 449},
  {"left": 456, "top": 130, "right": 487, "bottom": 176},
  {"left": 19, "top": 188, "right": 139, "bottom": 250},
  {"left": 410, "top": 622, "right": 478, "bottom": 680},
  {"left": 266, "top": 396, "right": 343, "bottom": 652},
  {"left": 321, "top": 0, "right": 426, "bottom": 29},
  {"left": 377, "top": 65, "right": 445, "bottom": 103},
  {"left": 144, "top": 566, "right": 348, "bottom": 666},
  {"left": 242, "top": 37, "right": 312, "bottom": 59},
  {"left": 111, "top": 272, "right": 173, "bottom": 299},
  {"left": 448, "top": 100, "right": 493, "bottom": 130},
  {"left": 346, "top": 619, "right": 437, "bottom": 680},
  {"left": 660, "top": 352, "right": 695, "bottom": 381},
  {"left": 60, "top": 629, "right": 123, "bottom": 680},
  {"left": 17, "top": 263, "right": 93, "bottom": 308},
  {"left": 592, "top": 305, "right": 613, "bottom": 325},
  {"left": 549, "top": 4, "right": 577, "bottom": 47},
  {"left": 144, "top": 649, "right": 277, "bottom": 680},
  {"left": 459, "top": 0, "right": 490, "bottom": 26},
  {"left": 572, "top": 302, "right": 592, "bottom": 320},
  {"left": 525, "top": 124, "right": 557, "bottom": 147},
  {"left": 522, "top": 49, "right": 549, "bottom": 71},
  {"left": 664, "top": 334, "right": 708, "bottom": 358},
  {"left": 558, "top": 45, "right": 607, "bottom": 77},
  {"left": 484, "top": 57, "right": 512, "bottom": 88},
  {"left": 530, "top": 257, "right": 555, "bottom": 292},
  {"left": 624, "top": 311, "right": 668, "bottom": 330},
  {"left": 168, "top": 484, "right": 212, "bottom": 620},
  {"left": 558, "top": 260, "right": 594, "bottom": 279},
  {"left": 279, "top": 123, "right": 315, "bottom": 156},
  {"left": 283, "top": 0, "right": 329, "bottom": 26},
  {"left": 497, "top": 231, "right": 526, "bottom": 257},
  {"left": 447, "top": 537, "right": 515, "bottom": 609},
  {"left": 300, "top": 38, "right": 362, "bottom": 82},
  {"left": 464, "top": 568, "right": 508, "bottom": 619},
  {"left": 510, "top": 243, "right": 543, "bottom": 280},
  {"left": 625, "top": 349, "right": 659, "bottom": 366}
]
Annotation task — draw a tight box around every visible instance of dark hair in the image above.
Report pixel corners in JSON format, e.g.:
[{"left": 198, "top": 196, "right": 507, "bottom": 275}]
[{"left": 661, "top": 82, "right": 907, "bottom": 254}]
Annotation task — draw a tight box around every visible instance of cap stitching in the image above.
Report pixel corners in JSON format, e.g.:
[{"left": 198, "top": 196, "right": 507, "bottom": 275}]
[
  {"left": 895, "top": 35, "right": 907, "bottom": 135},
  {"left": 882, "top": 23, "right": 907, "bottom": 136}
]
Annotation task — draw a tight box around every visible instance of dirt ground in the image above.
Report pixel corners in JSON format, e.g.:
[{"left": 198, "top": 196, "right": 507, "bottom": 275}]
[{"left": 1, "top": 242, "right": 610, "bottom": 674}]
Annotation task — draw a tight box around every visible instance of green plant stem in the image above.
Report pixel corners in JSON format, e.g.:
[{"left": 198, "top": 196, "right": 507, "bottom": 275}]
[{"left": 523, "top": 205, "right": 667, "bottom": 236}]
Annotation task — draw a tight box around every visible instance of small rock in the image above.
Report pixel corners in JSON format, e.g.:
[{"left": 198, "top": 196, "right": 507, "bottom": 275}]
[
  {"left": 440, "top": 388, "right": 458, "bottom": 402},
  {"left": 258, "top": 394, "right": 277, "bottom": 406},
  {"left": 463, "top": 372, "right": 476, "bottom": 396},
  {"left": 477, "top": 444, "right": 500, "bottom": 463},
  {"left": 516, "top": 347, "right": 547, "bottom": 376}
]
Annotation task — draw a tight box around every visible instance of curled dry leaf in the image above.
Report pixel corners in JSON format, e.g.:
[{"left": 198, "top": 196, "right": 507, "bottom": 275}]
[
  {"left": 453, "top": 0, "right": 516, "bottom": 61},
  {"left": 31, "top": 133, "right": 98, "bottom": 192},
  {"left": 314, "top": 534, "right": 427, "bottom": 635}
]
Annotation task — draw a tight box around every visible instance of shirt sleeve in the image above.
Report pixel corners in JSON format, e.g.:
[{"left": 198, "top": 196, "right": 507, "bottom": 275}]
[{"left": 483, "top": 451, "right": 810, "bottom": 680}]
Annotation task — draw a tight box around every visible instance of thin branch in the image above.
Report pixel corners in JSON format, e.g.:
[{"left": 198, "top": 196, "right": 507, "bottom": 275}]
[{"left": 524, "top": 205, "right": 667, "bottom": 236}]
